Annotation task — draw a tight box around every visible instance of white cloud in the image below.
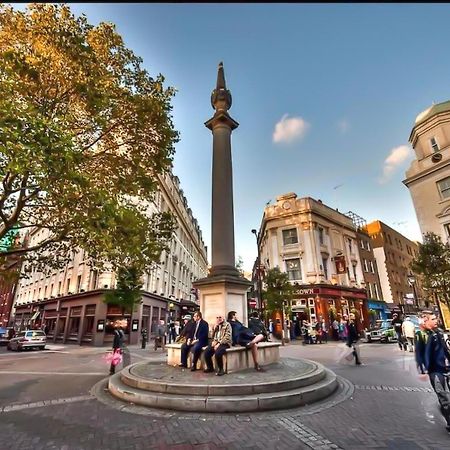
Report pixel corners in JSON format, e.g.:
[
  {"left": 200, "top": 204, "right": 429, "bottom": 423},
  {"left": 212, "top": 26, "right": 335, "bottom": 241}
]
[
  {"left": 272, "top": 114, "right": 310, "bottom": 144},
  {"left": 337, "top": 119, "right": 350, "bottom": 134},
  {"left": 379, "top": 145, "right": 413, "bottom": 184}
]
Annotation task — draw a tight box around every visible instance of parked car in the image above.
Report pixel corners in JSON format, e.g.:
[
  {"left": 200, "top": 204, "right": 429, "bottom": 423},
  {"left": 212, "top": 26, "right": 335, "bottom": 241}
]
[
  {"left": 364, "top": 320, "right": 398, "bottom": 343},
  {"left": 7, "top": 330, "right": 47, "bottom": 351},
  {"left": 0, "top": 327, "right": 15, "bottom": 346}
]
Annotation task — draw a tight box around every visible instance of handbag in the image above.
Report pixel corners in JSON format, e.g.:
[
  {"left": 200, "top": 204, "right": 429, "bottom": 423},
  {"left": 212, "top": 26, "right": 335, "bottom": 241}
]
[{"left": 104, "top": 348, "right": 123, "bottom": 366}]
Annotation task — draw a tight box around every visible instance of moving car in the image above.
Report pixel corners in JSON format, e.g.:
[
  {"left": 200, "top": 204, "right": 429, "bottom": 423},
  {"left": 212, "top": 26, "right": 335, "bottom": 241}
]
[
  {"left": 364, "top": 319, "right": 398, "bottom": 343},
  {"left": 7, "top": 330, "right": 46, "bottom": 351}
]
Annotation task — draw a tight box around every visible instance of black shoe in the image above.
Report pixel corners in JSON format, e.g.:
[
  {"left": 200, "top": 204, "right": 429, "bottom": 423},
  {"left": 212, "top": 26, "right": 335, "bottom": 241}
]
[
  {"left": 255, "top": 365, "right": 266, "bottom": 372},
  {"left": 203, "top": 368, "right": 214, "bottom": 373},
  {"left": 216, "top": 370, "right": 225, "bottom": 376},
  {"left": 190, "top": 366, "right": 197, "bottom": 372},
  {"left": 356, "top": 362, "right": 362, "bottom": 365},
  {"left": 178, "top": 363, "right": 187, "bottom": 368}
]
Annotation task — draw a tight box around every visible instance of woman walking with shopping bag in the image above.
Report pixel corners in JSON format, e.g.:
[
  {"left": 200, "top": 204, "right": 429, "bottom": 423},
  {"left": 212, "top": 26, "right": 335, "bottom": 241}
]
[{"left": 109, "top": 319, "right": 130, "bottom": 375}]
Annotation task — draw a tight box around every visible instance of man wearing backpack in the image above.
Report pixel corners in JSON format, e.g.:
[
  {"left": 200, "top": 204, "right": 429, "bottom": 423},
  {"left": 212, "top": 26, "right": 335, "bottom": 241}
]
[{"left": 415, "top": 311, "right": 450, "bottom": 433}]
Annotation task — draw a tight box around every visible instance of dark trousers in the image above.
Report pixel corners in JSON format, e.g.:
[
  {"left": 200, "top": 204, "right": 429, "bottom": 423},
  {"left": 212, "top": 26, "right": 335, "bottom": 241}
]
[
  {"left": 348, "top": 342, "right": 361, "bottom": 364},
  {"left": 181, "top": 341, "right": 204, "bottom": 367},
  {"left": 396, "top": 331, "right": 403, "bottom": 349},
  {"left": 204, "top": 343, "right": 230, "bottom": 371},
  {"left": 429, "top": 372, "right": 450, "bottom": 426}
]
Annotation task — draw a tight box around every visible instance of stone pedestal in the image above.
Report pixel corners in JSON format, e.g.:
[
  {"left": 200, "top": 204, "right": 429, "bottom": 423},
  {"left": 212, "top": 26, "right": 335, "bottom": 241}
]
[{"left": 193, "top": 274, "right": 251, "bottom": 332}]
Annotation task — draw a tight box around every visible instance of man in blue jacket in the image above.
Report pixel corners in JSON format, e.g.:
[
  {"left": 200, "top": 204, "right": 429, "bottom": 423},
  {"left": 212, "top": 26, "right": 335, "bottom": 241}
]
[
  {"left": 179, "top": 311, "right": 209, "bottom": 371},
  {"left": 415, "top": 311, "right": 450, "bottom": 432}
]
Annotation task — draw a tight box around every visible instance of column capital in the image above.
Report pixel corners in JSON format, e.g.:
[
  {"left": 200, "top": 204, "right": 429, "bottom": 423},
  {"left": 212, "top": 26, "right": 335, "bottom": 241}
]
[{"left": 205, "top": 111, "right": 239, "bottom": 131}]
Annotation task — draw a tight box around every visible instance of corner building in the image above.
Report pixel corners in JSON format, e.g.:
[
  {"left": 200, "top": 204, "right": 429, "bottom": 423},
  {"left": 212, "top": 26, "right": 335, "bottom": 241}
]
[
  {"left": 256, "top": 193, "right": 369, "bottom": 331},
  {"left": 404, "top": 100, "right": 450, "bottom": 242},
  {"left": 12, "top": 171, "right": 208, "bottom": 346}
]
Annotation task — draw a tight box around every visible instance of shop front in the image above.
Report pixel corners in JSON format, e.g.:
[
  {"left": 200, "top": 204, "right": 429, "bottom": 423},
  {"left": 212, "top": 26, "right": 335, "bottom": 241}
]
[
  {"left": 367, "top": 299, "right": 390, "bottom": 324},
  {"left": 291, "top": 284, "right": 369, "bottom": 332},
  {"left": 13, "top": 289, "right": 190, "bottom": 346}
]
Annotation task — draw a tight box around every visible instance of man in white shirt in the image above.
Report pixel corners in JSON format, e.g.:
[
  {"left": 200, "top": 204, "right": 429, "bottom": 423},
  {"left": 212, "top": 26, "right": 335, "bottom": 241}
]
[{"left": 402, "top": 317, "right": 416, "bottom": 352}]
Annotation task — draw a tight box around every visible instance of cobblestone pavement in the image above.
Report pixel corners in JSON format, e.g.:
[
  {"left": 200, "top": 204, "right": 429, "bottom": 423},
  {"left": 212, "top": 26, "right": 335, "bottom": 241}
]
[{"left": 1, "top": 342, "right": 450, "bottom": 449}]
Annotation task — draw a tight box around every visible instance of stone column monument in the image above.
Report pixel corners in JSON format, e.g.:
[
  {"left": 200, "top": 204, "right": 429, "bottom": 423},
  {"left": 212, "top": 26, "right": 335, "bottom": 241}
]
[{"left": 193, "top": 63, "right": 251, "bottom": 329}]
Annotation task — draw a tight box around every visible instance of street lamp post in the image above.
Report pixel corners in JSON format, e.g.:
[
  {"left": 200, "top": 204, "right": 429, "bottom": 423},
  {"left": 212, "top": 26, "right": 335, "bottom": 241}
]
[
  {"left": 407, "top": 274, "right": 419, "bottom": 310},
  {"left": 251, "top": 229, "right": 263, "bottom": 315}
]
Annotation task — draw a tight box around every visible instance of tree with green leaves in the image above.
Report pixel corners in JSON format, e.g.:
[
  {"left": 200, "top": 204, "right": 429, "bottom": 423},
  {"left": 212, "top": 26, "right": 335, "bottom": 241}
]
[
  {"left": 263, "top": 267, "right": 295, "bottom": 316},
  {"left": 104, "top": 265, "right": 143, "bottom": 314},
  {"left": 0, "top": 3, "right": 178, "bottom": 275},
  {"left": 410, "top": 232, "right": 450, "bottom": 308}
]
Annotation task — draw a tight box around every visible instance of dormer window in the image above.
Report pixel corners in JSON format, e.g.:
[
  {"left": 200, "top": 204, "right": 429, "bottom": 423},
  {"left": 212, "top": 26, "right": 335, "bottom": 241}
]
[{"left": 430, "top": 137, "right": 440, "bottom": 153}]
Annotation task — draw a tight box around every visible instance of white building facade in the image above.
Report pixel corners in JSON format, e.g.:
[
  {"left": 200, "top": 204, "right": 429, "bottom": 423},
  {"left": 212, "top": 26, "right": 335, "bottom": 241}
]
[
  {"left": 256, "top": 193, "right": 369, "bottom": 332},
  {"left": 12, "top": 171, "right": 208, "bottom": 346}
]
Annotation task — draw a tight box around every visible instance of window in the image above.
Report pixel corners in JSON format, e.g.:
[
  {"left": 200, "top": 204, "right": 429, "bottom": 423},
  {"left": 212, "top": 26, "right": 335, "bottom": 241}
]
[
  {"left": 282, "top": 228, "right": 298, "bottom": 245},
  {"left": 363, "top": 259, "right": 369, "bottom": 272},
  {"left": 367, "top": 283, "right": 373, "bottom": 298},
  {"left": 91, "top": 271, "right": 98, "bottom": 290},
  {"left": 318, "top": 227, "right": 324, "bottom": 245},
  {"left": 347, "top": 238, "right": 352, "bottom": 253},
  {"left": 285, "top": 258, "right": 301, "bottom": 281},
  {"left": 322, "top": 257, "right": 328, "bottom": 279},
  {"left": 438, "top": 177, "right": 450, "bottom": 199},
  {"left": 369, "top": 260, "right": 374, "bottom": 273},
  {"left": 374, "top": 283, "right": 380, "bottom": 299},
  {"left": 430, "top": 137, "right": 440, "bottom": 153},
  {"left": 352, "top": 264, "right": 357, "bottom": 280},
  {"left": 444, "top": 223, "right": 450, "bottom": 241},
  {"left": 77, "top": 275, "right": 82, "bottom": 292}
]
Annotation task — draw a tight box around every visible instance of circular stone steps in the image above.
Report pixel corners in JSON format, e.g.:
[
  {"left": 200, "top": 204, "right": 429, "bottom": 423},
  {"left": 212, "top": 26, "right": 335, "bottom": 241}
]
[{"left": 108, "top": 358, "right": 338, "bottom": 413}]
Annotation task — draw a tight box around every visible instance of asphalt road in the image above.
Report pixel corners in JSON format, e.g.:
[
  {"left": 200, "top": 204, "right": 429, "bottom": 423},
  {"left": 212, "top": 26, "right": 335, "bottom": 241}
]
[{"left": 0, "top": 340, "right": 449, "bottom": 449}]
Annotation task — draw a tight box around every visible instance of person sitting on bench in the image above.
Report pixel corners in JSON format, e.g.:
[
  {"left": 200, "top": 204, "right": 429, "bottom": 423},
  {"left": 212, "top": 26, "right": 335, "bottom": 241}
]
[
  {"left": 203, "top": 315, "right": 232, "bottom": 376},
  {"left": 227, "top": 310, "right": 266, "bottom": 372},
  {"left": 179, "top": 311, "right": 209, "bottom": 371}
]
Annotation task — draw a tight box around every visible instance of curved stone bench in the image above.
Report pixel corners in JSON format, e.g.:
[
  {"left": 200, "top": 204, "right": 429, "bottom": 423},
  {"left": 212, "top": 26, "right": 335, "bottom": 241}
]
[
  {"left": 166, "top": 341, "right": 280, "bottom": 373},
  {"left": 108, "top": 358, "right": 339, "bottom": 413}
]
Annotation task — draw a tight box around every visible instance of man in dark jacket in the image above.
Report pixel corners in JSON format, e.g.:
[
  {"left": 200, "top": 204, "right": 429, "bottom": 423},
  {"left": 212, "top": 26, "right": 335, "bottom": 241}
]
[
  {"left": 248, "top": 312, "right": 269, "bottom": 341},
  {"left": 346, "top": 313, "right": 362, "bottom": 365},
  {"left": 415, "top": 311, "right": 450, "bottom": 432},
  {"left": 179, "top": 311, "right": 209, "bottom": 371},
  {"left": 392, "top": 313, "right": 404, "bottom": 350}
]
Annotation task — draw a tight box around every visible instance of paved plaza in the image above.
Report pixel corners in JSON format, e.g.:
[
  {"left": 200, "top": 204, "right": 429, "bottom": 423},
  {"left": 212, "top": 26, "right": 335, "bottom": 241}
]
[{"left": 0, "top": 341, "right": 449, "bottom": 449}]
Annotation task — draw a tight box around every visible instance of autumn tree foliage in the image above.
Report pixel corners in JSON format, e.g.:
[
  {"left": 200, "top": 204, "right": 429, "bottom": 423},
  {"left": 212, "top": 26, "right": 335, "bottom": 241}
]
[{"left": 0, "top": 3, "right": 178, "bottom": 274}]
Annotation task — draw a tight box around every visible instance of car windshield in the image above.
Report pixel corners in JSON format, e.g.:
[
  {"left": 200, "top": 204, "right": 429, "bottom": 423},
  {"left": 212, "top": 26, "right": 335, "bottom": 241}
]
[
  {"left": 374, "top": 320, "right": 392, "bottom": 330},
  {"left": 26, "top": 331, "right": 46, "bottom": 337}
]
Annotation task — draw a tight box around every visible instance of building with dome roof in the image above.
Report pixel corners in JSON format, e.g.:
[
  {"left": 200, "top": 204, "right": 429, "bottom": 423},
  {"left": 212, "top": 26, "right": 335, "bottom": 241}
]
[{"left": 403, "top": 99, "right": 450, "bottom": 243}]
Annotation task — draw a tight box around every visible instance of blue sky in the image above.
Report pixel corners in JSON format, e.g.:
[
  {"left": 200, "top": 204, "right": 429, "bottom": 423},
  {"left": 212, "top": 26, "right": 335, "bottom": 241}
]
[{"left": 13, "top": 3, "right": 450, "bottom": 271}]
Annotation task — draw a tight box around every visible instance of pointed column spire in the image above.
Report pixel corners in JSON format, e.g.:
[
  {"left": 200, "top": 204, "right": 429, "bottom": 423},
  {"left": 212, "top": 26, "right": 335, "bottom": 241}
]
[
  {"left": 206, "top": 62, "right": 237, "bottom": 130},
  {"left": 216, "top": 61, "right": 226, "bottom": 89}
]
